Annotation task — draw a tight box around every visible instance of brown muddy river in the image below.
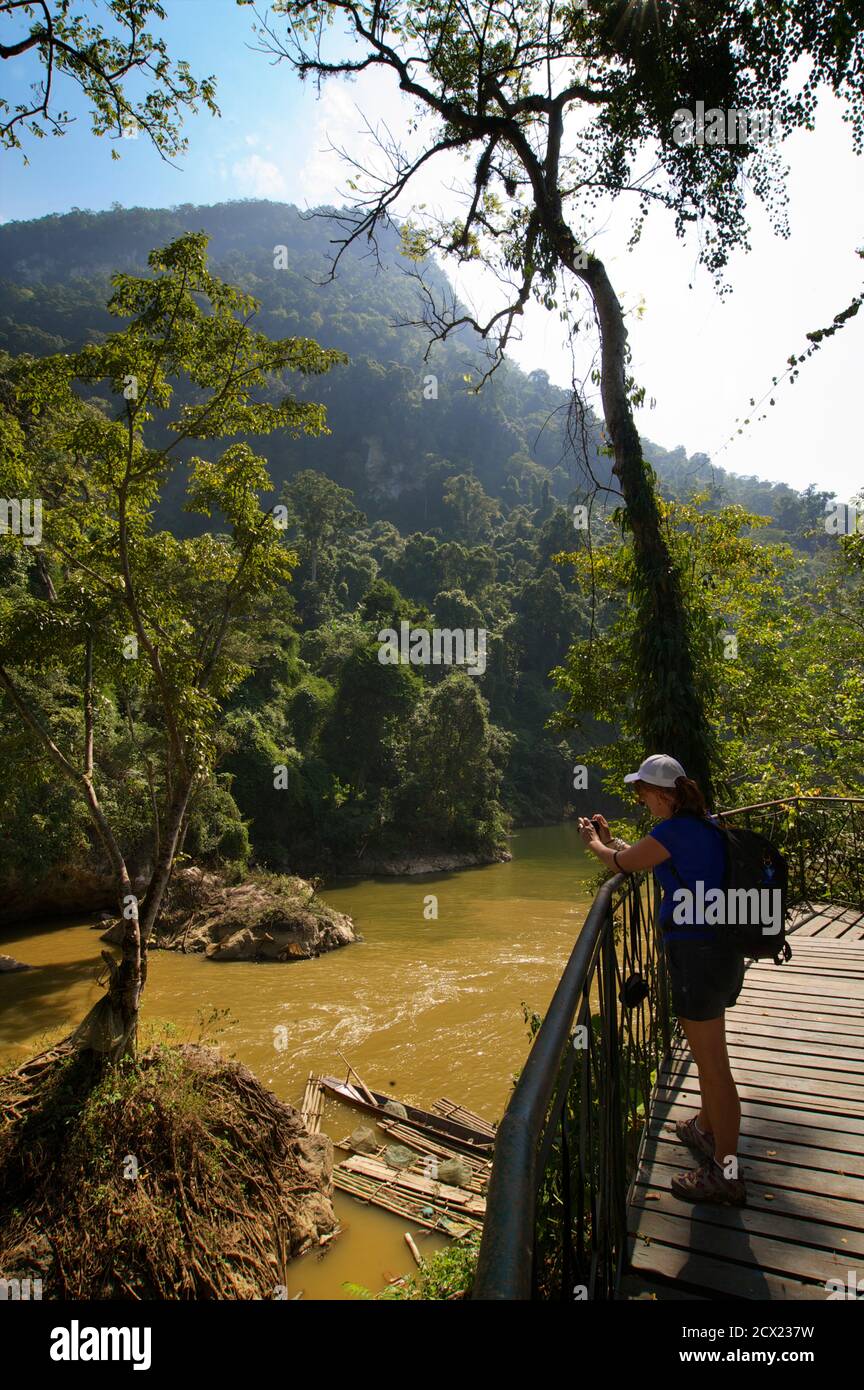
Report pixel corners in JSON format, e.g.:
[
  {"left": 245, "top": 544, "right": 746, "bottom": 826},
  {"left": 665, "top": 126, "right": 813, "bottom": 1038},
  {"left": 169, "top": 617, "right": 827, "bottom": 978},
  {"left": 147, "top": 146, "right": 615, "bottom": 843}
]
[{"left": 0, "top": 824, "right": 597, "bottom": 1299}]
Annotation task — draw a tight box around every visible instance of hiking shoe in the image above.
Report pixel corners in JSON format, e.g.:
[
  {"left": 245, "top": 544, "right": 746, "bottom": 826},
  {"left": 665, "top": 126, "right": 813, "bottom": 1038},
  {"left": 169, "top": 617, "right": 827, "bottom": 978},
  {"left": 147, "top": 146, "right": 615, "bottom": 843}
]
[
  {"left": 675, "top": 1114, "right": 715, "bottom": 1159},
  {"left": 671, "top": 1158, "right": 747, "bottom": 1207}
]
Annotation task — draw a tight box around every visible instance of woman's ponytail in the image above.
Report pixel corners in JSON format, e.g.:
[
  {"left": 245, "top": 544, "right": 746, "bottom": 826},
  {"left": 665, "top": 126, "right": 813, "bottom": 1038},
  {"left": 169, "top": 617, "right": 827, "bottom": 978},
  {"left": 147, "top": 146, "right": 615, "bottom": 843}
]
[{"left": 670, "top": 775, "right": 709, "bottom": 817}]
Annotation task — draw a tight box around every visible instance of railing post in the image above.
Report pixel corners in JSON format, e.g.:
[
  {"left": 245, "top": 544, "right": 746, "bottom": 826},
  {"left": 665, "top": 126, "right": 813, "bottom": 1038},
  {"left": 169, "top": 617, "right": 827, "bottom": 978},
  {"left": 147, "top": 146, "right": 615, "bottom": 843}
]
[
  {"left": 796, "top": 798, "right": 807, "bottom": 902},
  {"left": 605, "top": 893, "right": 625, "bottom": 1300}
]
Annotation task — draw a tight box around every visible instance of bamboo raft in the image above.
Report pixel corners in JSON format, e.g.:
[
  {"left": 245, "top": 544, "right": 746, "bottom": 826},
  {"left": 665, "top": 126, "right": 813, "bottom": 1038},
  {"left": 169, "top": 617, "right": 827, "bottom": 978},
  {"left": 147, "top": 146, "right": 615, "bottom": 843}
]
[
  {"left": 332, "top": 1167, "right": 483, "bottom": 1238},
  {"left": 301, "top": 1071, "right": 324, "bottom": 1133},
  {"left": 430, "top": 1096, "right": 497, "bottom": 1138},
  {"left": 373, "top": 1120, "right": 491, "bottom": 1193},
  {"left": 303, "top": 1062, "right": 495, "bottom": 1236}
]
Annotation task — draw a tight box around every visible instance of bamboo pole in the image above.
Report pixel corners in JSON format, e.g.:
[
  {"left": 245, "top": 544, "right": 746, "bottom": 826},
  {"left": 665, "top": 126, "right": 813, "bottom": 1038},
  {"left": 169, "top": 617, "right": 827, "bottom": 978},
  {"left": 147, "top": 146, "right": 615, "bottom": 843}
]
[
  {"left": 432, "top": 1097, "right": 496, "bottom": 1136},
  {"left": 336, "top": 1050, "right": 378, "bottom": 1106}
]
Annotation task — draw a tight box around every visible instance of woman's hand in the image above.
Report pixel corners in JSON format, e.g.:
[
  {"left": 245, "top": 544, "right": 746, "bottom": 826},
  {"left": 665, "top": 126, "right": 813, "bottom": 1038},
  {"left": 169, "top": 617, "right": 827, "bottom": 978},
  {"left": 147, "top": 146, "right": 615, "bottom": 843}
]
[
  {"left": 577, "top": 816, "right": 601, "bottom": 847},
  {"left": 588, "top": 813, "right": 613, "bottom": 846}
]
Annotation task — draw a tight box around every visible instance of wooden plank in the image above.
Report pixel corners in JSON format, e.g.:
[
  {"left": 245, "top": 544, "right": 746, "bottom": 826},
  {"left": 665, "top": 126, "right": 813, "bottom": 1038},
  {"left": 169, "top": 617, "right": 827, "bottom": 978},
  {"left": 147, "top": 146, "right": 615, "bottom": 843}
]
[
  {"left": 639, "top": 1136, "right": 864, "bottom": 1202},
  {"left": 780, "top": 955, "right": 864, "bottom": 969},
  {"left": 630, "top": 1184, "right": 864, "bottom": 1256},
  {"left": 657, "top": 1080, "right": 864, "bottom": 1129},
  {"left": 735, "top": 973, "right": 864, "bottom": 999},
  {"left": 689, "top": 1046, "right": 864, "bottom": 1086},
  {"left": 658, "top": 1075, "right": 864, "bottom": 1120},
  {"left": 661, "top": 1059, "right": 864, "bottom": 1110},
  {"left": 793, "top": 917, "right": 849, "bottom": 938},
  {"left": 780, "top": 949, "right": 864, "bottom": 964},
  {"left": 616, "top": 1272, "right": 709, "bottom": 1301},
  {"left": 710, "top": 1026, "right": 864, "bottom": 1062},
  {"left": 819, "top": 919, "right": 864, "bottom": 939},
  {"left": 729, "top": 997, "right": 864, "bottom": 1024},
  {"left": 718, "top": 1020, "right": 864, "bottom": 1056},
  {"left": 746, "top": 965, "right": 864, "bottom": 989},
  {"left": 647, "top": 1122, "right": 864, "bottom": 1179},
  {"left": 785, "top": 935, "right": 864, "bottom": 951},
  {"left": 651, "top": 1101, "right": 864, "bottom": 1154},
  {"left": 628, "top": 1205, "right": 853, "bottom": 1286},
  {"left": 733, "top": 995, "right": 864, "bottom": 1028},
  {"left": 626, "top": 1240, "right": 831, "bottom": 1300},
  {"left": 718, "top": 1052, "right": 864, "bottom": 1090},
  {"left": 635, "top": 1160, "right": 864, "bottom": 1234},
  {"left": 778, "top": 962, "right": 864, "bottom": 977},
  {"left": 726, "top": 1014, "right": 864, "bottom": 1044}
]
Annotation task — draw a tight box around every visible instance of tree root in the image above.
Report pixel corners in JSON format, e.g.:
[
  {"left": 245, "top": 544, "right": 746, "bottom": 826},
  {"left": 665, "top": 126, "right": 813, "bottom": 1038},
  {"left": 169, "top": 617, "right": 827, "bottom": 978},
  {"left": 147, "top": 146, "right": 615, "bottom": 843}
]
[{"left": 0, "top": 1041, "right": 336, "bottom": 1299}]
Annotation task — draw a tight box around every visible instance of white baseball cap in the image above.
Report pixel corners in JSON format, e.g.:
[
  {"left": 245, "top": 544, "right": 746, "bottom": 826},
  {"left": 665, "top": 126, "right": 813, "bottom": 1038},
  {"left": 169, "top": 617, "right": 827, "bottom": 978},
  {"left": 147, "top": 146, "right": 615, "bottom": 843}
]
[{"left": 623, "top": 754, "right": 687, "bottom": 788}]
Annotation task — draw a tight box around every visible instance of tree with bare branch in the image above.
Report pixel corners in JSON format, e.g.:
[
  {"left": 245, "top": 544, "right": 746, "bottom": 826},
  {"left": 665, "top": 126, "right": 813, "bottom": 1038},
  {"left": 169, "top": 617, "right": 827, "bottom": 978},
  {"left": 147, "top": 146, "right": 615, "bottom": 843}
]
[{"left": 241, "top": 0, "right": 864, "bottom": 804}]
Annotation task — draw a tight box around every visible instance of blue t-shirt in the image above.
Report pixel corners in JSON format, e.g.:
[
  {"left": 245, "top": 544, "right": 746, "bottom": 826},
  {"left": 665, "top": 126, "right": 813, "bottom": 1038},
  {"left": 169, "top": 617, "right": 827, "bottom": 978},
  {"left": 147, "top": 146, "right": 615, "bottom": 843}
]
[{"left": 648, "top": 814, "right": 727, "bottom": 940}]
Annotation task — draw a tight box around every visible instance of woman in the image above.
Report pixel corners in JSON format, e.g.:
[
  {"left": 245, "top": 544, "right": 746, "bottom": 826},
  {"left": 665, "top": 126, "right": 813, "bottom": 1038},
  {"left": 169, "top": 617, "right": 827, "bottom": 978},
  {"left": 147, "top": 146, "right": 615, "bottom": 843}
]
[{"left": 578, "top": 754, "right": 747, "bottom": 1207}]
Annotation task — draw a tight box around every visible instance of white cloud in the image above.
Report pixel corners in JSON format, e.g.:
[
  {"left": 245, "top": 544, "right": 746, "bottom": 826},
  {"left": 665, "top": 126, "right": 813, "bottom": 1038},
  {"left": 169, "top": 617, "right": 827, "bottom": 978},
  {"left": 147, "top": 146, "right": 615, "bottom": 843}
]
[
  {"left": 286, "top": 69, "right": 863, "bottom": 499},
  {"left": 230, "top": 153, "right": 288, "bottom": 198},
  {"left": 295, "top": 71, "right": 465, "bottom": 215}
]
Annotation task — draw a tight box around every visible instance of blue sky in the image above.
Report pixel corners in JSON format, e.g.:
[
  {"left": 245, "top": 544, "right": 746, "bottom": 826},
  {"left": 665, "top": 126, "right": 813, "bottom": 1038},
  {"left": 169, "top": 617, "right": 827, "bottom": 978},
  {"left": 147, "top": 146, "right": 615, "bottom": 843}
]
[{"left": 2, "top": 0, "right": 863, "bottom": 501}]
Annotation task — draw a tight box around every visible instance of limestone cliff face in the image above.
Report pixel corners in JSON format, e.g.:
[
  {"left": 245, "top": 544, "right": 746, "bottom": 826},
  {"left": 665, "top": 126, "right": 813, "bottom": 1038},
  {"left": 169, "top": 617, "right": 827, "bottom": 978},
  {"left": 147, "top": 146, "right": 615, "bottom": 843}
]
[{"left": 363, "top": 433, "right": 415, "bottom": 502}]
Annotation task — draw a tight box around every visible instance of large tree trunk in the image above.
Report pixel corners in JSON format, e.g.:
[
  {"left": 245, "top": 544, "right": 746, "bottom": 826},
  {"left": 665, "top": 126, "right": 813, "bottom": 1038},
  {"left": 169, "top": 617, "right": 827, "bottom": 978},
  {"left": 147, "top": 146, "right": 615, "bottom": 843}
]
[{"left": 557, "top": 238, "right": 717, "bottom": 804}]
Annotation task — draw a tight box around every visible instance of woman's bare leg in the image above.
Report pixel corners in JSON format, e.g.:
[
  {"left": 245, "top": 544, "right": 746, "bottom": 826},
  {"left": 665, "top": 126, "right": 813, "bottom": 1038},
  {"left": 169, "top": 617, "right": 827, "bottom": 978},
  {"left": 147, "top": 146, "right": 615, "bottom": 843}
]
[{"left": 681, "top": 1013, "right": 741, "bottom": 1173}]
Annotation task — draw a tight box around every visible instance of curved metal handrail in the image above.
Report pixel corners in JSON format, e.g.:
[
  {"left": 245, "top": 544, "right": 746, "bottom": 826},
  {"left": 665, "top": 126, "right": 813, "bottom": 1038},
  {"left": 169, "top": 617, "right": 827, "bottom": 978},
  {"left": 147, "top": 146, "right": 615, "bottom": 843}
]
[
  {"left": 472, "top": 793, "right": 864, "bottom": 1301},
  {"left": 472, "top": 872, "right": 624, "bottom": 1301}
]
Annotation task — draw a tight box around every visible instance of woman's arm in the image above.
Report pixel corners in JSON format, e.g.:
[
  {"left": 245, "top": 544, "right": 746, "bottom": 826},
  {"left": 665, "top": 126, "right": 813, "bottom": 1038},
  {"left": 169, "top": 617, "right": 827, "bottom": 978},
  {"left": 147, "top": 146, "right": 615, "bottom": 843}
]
[{"left": 578, "top": 819, "right": 671, "bottom": 873}]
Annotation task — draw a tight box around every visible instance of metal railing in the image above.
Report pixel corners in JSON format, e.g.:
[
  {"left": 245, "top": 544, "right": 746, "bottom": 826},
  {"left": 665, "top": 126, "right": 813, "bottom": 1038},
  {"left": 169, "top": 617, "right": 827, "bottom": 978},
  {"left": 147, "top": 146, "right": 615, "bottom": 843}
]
[
  {"left": 715, "top": 795, "right": 864, "bottom": 911},
  {"left": 472, "top": 795, "right": 864, "bottom": 1301}
]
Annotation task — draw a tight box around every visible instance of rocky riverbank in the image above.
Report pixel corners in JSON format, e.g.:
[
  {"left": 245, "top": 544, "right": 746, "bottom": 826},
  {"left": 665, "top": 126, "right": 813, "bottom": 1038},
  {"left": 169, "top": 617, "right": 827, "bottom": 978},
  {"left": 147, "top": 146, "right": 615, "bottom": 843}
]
[
  {"left": 99, "top": 868, "right": 357, "bottom": 962},
  {"left": 341, "top": 846, "right": 512, "bottom": 875}
]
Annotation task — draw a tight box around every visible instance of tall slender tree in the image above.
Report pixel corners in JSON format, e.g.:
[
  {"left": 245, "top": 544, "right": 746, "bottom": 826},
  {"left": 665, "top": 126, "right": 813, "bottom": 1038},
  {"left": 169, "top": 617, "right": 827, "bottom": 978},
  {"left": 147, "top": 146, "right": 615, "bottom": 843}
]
[
  {"left": 244, "top": 0, "right": 864, "bottom": 803},
  {"left": 0, "top": 231, "right": 346, "bottom": 1059}
]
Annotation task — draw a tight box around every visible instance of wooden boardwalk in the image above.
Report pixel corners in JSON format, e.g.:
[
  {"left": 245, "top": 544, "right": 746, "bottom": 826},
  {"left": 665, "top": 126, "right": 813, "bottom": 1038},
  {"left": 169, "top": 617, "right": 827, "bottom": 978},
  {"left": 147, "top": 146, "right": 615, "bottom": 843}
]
[{"left": 620, "top": 903, "right": 864, "bottom": 1300}]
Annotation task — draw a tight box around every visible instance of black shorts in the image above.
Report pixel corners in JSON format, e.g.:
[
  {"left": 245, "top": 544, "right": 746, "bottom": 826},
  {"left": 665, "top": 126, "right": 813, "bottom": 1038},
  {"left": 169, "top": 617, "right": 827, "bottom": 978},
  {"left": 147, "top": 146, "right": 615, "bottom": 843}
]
[{"left": 664, "top": 932, "right": 746, "bottom": 1022}]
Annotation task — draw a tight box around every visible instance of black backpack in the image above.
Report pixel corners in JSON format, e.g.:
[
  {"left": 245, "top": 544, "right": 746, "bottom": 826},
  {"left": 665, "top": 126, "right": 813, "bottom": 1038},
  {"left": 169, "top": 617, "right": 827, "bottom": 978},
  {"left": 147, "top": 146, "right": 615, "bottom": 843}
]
[
  {"left": 670, "top": 818, "right": 793, "bottom": 964},
  {"left": 712, "top": 820, "right": 792, "bottom": 962}
]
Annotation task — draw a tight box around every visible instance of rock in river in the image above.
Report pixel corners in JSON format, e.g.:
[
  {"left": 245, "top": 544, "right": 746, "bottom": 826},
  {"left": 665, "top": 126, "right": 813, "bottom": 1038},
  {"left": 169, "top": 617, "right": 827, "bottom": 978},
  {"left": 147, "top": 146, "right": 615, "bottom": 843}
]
[
  {"left": 0, "top": 955, "right": 31, "bottom": 973},
  {"left": 100, "top": 867, "right": 356, "bottom": 963}
]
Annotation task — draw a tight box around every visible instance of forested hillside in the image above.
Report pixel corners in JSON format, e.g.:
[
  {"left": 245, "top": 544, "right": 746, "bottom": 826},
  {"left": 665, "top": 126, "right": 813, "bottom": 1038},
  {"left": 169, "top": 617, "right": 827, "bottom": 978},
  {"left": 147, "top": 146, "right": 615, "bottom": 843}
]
[
  {"left": 0, "top": 200, "right": 832, "bottom": 535},
  {"left": 0, "top": 202, "right": 848, "bottom": 890}
]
